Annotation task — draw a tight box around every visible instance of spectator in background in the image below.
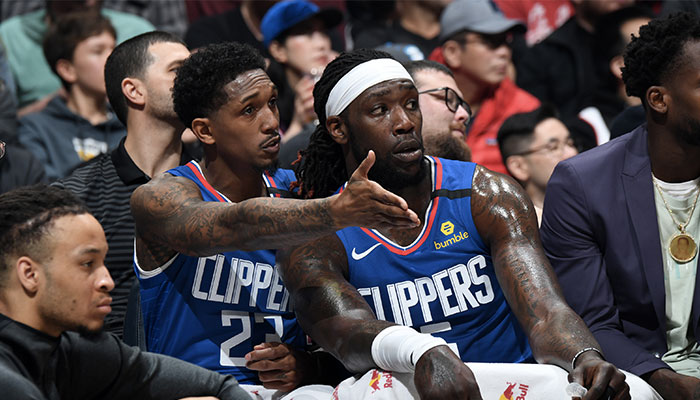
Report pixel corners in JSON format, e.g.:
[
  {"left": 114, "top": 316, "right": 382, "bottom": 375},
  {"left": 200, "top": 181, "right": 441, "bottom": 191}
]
[
  {"left": 592, "top": 6, "right": 653, "bottom": 139},
  {"left": 54, "top": 31, "right": 193, "bottom": 337},
  {"left": 497, "top": 104, "right": 577, "bottom": 224},
  {"left": 344, "top": 0, "right": 395, "bottom": 50},
  {"left": 0, "top": 0, "right": 153, "bottom": 112},
  {"left": 517, "top": 0, "right": 634, "bottom": 125},
  {"left": 103, "top": 0, "right": 188, "bottom": 38},
  {"left": 494, "top": 0, "right": 573, "bottom": 47},
  {"left": 262, "top": 0, "right": 341, "bottom": 143},
  {"left": 18, "top": 11, "right": 126, "bottom": 181},
  {"left": 0, "top": 184, "right": 250, "bottom": 400},
  {"left": 540, "top": 13, "right": 700, "bottom": 399},
  {"left": 0, "top": 80, "right": 46, "bottom": 194},
  {"left": 431, "top": 0, "right": 538, "bottom": 175},
  {"left": 0, "top": 47, "right": 16, "bottom": 142},
  {"left": 405, "top": 59, "right": 471, "bottom": 162},
  {"left": 184, "top": 0, "right": 277, "bottom": 53},
  {"left": 353, "top": 0, "right": 452, "bottom": 61},
  {"left": 0, "top": 47, "right": 46, "bottom": 194}
]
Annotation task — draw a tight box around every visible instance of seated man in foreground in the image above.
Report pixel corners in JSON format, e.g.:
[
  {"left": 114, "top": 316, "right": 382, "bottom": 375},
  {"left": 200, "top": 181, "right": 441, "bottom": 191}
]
[
  {"left": 130, "top": 42, "right": 419, "bottom": 396},
  {"left": 0, "top": 184, "right": 248, "bottom": 399},
  {"left": 540, "top": 12, "right": 700, "bottom": 399},
  {"left": 280, "top": 48, "right": 658, "bottom": 399}
]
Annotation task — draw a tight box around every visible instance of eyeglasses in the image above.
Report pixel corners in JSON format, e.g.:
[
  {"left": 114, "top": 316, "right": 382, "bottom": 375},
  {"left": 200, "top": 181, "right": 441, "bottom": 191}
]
[
  {"left": 417, "top": 87, "right": 472, "bottom": 117},
  {"left": 463, "top": 32, "right": 512, "bottom": 50},
  {"left": 515, "top": 137, "right": 575, "bottom": 157},
  {"left": 0, "top": 140, "right": 5, "bottom": 160}
]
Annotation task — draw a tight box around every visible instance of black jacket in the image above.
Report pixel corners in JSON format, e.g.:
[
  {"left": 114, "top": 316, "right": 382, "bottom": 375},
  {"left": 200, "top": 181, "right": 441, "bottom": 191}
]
[
  {"left": 0, "top": 314, "right": 249, "bottom": 400},
  {"left": 517, "top": 17, "right": 597, "bottom": 119}
]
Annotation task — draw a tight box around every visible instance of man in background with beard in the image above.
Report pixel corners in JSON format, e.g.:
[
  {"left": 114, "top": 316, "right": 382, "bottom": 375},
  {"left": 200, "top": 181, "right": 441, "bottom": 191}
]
[{"left": 405, "top": 60, "right": 471, "bottom": 162}]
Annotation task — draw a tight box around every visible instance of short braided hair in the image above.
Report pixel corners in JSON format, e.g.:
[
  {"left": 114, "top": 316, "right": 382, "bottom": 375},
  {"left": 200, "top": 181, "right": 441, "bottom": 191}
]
[
  {"left": 622, "top": 12, "right": 700, "bottom": 103},
  {"left": 293, "top": 48, "right": 395, "bottom": 199},
  {"left": 0, "top": 185, "right": 89, "bottom": 288}
]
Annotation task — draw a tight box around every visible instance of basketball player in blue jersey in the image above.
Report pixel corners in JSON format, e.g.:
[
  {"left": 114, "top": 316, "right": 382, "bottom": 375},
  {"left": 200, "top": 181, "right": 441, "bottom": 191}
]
[
  {"left": 279, "top": 48, "right": 635, "bottom": 400},
  {"left": 130, "top": 42, "right": 420, "bottom": 397}
]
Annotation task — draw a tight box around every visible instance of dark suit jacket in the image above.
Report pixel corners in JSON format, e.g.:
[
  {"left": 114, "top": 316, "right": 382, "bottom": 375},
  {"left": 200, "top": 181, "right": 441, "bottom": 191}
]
[{"left": 540, "top": 125, "right": 698, "bottom": 377}]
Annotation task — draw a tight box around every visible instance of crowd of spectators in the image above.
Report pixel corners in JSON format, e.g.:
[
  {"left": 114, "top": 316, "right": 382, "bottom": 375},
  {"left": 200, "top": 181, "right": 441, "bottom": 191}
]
[{"left": 1, "top": 0, "right": 699, "bottom": 399}]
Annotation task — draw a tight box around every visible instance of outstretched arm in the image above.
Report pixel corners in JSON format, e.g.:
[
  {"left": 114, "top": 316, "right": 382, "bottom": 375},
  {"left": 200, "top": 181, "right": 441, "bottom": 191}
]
[
  {"left": 132, "top": 151, "right": 419, "bottom": 269},
  {"left": 471, "top": 165, "right": 629, "bottom": 400},
  {"left": 278, "top": 235, "right": 482, "bottom": 399}
]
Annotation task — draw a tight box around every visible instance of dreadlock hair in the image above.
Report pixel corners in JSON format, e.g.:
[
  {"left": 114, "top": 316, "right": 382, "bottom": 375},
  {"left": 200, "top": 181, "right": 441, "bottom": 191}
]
[
  {"left": 293, "top": 48, "right": 395, "bottom": 199},
  {"left": 622, "top": 12, "right": 700, "bottom": 105},
  {"left": 0, "top": 185, "right": 89, "bottom": 288}
]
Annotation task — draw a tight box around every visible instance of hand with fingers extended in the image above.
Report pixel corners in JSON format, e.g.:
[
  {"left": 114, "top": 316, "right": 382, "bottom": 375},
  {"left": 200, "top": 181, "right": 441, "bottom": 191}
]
[
  {"left": 414, "top": 346, "right": 483, "bottom": 400},
  {"left": 569, "top": 353, "right": 630, "bottom": 400},
  {"left": 245, "top": 342, "right": 315, "bottom": 392},
  {"left": 330, "top": 150, "right": 420, "bottom": 230}
]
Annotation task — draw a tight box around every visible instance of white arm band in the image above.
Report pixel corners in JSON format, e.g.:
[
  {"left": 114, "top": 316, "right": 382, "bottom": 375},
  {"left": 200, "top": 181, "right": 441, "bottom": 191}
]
[{"left": 371, "top": 325, "right": 448, "bottom": 373}]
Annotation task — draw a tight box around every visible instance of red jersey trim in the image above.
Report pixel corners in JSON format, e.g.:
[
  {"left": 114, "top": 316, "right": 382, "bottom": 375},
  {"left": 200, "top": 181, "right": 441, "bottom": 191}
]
[
  {"left": 185, "top": 163, "right": 227, "bottom": 202},
  {"left": 359, "top": 157, "right": 443, "bottom": 256}
]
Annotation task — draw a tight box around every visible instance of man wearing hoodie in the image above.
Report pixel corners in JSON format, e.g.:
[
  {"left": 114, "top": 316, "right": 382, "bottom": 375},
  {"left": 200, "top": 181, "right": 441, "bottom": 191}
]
[{"left": 18, "top": 11, "right": 126, "bottom": 180}]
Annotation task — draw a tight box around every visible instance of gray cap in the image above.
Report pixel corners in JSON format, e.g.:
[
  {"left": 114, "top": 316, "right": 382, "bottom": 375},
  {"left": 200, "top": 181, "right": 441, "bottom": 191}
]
[{"left": 439, "top": 0, "right": 526, "bottom": 43}]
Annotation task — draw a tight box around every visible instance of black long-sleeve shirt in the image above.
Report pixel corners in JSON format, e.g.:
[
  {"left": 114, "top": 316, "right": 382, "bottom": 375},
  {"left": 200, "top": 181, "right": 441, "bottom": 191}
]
[{"left": 0, "top": 314, "right": 250, "bottom": 400}]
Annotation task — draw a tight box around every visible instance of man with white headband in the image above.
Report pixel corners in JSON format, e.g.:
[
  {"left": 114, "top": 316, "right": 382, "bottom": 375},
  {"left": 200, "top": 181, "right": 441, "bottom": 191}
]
[
  {"left": 281, "top": 48, "right": 661, "bottom": 399},
  {"left": 130, "top": 42, "right": 421, "bottom": 398}
]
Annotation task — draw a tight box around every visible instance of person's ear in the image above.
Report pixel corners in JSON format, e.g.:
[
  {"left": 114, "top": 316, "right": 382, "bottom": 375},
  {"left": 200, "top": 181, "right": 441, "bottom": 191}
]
[
  {"left": 55, "top": 59, "right": 77, "bottom": 85},
  {"left": 122, "top": 77, "right": 146, "bottom": 107},
  {"left": 16, "top": 256, "right": 41, "bottom": 295},
  {"left": 442, "top": 41, "right": 463, "bottom": 70},
  {"left": 268, "top": 40, "right": 288, "bottom": 64},
  {"left": 191, "top": 118, "right": 216, "bottom": 145},
  {"left": 646, "top": 86, "right": 668, "bottom": 114},
  {"left": 505, "top": 155, "right": 530, "bottom": 183},
  {"left": 609, "top": 55, "right": 624, "bottom": 80},
  {"left": 326, "top": 115, "right": 348, "bottom": 144}
]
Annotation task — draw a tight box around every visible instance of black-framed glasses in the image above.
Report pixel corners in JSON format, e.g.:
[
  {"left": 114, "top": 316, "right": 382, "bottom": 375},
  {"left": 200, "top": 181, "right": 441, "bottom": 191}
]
[
  {"left": 417, "top": 87, "right": 472, "bottom": 117},
  {"left": 0, "top": 140, "right": 5, "bottom": 160},
  {"left": 515, "top": 137, "right": 575, "bottom": 157}
]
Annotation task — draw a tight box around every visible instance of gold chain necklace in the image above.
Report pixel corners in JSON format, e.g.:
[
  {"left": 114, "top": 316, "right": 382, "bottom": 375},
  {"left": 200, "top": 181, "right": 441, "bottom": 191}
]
[{"left": 653, "top": 180, "right": 700, "bottom": 263}]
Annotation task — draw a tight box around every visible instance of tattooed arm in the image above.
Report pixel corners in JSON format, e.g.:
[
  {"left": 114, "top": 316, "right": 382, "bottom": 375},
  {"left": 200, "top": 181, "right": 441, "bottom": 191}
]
[
  {"left": 131, "top": 152, "right": 419, "bottom": 270},
  {"left": 471, "top": 166, "right": 629, "bottom": 400},
  {"left": 278, "top": 236, "right": 482, "bottom": 399}
]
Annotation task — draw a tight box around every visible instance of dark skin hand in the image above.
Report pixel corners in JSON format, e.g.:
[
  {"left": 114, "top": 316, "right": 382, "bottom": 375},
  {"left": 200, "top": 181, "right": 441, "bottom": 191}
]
[
  {"left": 645, "top": 368, "right": 700, "bottom": 399},
  {"left": 131, "top": 150, "right": 419, "bottom": 270},
  {"left": 245, "top": 342, "right": 314, "bottom": 391},
  {"left": 278, "top": 164, "right": 630, "bottom": 400}
]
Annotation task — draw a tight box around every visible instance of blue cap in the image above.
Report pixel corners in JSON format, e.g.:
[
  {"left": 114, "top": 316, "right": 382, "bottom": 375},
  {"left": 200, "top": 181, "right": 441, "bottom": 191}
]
[{"left": 261, "top": 0, "right": 343, "bottom": 48}]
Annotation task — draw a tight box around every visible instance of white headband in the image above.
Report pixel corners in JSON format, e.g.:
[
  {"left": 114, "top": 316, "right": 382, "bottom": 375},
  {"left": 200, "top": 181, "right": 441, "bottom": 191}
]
[{"left": 325, "top": 58, "right": 414, "bottom": 118}]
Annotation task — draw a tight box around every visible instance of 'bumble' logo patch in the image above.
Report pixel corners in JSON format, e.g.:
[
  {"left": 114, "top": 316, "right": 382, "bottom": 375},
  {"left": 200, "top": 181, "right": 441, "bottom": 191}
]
[
  {"left": 440, "top": 221, "right": 454, "bottom": 235},
  {"left": 435, "top": 221, "right": 468, "bottom": 249}
]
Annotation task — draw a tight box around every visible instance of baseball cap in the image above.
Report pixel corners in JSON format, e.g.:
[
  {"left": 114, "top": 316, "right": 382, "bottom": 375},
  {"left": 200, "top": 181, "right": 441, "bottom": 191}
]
[
  {"left": 438, "top": 0, "right": 526, "bottom": 43},
  {"left": 261, "top": 0, "right": 343, "bottom": 48}
]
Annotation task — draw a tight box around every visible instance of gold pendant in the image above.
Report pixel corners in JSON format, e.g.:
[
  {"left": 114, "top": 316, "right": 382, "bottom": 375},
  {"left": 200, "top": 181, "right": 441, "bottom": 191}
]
[{"left": 669, "top": 233, "right": 698, "bottom": 263}]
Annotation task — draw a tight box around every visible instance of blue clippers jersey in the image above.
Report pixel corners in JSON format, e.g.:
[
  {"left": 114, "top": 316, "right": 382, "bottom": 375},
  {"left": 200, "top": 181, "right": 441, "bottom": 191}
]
[
  {"left": 337, "top": 157, "right": 533, "bottom": 363},
  {"left": 136, "top": 161, "right": 307, "bottom": 384}
]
